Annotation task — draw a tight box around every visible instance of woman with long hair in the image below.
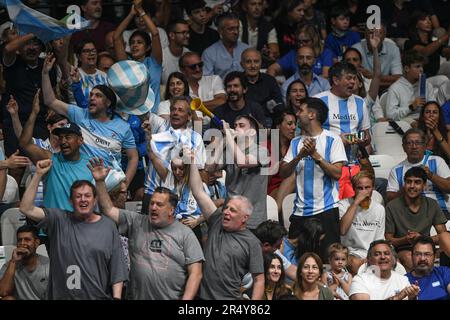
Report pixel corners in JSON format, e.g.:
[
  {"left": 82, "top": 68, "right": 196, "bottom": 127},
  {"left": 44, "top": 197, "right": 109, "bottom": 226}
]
[
  {"left": 113, "top": 0, "right": 163, "bottom": 109},
  {"left": 263, "top": 253, "right": 293, "bottom": 300},
  {"left": 417, "top": 101, "right": 450, "bottom": 163},
  {"left": 157, "top": 72, "right": 190, "bottom": 120},
  {"left": 267, "top": 111, "right": 296, "bottom": 223},
  {"left": 292, "top": 252, "right": 334, "bottom": 300},
  {"left": 404, "top": 11, "right": 450, "bottom": 76}
]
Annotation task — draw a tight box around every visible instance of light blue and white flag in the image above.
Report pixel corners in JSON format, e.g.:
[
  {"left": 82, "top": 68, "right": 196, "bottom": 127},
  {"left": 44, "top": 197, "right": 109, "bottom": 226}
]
[{"left": 0, "top": 0, "right": 91, "bottom": 43}]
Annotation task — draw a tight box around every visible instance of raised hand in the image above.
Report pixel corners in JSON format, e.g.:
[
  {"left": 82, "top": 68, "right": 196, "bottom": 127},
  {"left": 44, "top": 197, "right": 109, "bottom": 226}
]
[
  {"left": 42, "top": 53, "right": 56, "bottom": 74},
  {"left": 368, "top": 28, "right": 381, "bottom": 50},
  {"left": 87, "top": 157, "right": 111, "bottom": 182},
  {"left": 69, "top": 65, "right": 80, "bottom": 83},
  {"left": 133, "top": 0, "right": 143, "bottom": 12},
  {"left": 12, "top": 247, "right": 29, "bottom": 262},
  {"left": 6, "top": 95, "right": 18, "bottom": 115},
  {"left": 36, "top": 159, "right": 52, "bottom": 176},
  {"left": 32, "top": 88, "right": 41, "bottom": 115}
]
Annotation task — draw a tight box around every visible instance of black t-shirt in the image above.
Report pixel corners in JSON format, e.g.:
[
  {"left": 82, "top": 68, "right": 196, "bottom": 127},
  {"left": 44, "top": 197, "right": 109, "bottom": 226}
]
[
  {"left": 404, "top": 37, "right": 443, "bottom": 76},
  {"left": 245, "top": 73, "right": 284, "bottom": 122},
  {"left": 188, "top": 27, "right": 220, "bottom": 55},
  {"left": 209, "top": 100, "right": 267, "bottom": 130}
]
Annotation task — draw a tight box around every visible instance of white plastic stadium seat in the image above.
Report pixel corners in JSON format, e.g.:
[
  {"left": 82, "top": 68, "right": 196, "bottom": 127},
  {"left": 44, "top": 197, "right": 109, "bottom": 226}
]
[
  {"left": 371, "top": 121, "right": 411, "bottom": 160},
  {"left": 369, "top": 154, "right": 398, "bottom": 180},
  {"left": 266, "top": 195, "right": 278, "bottom": 222},
  {"left": 1, "top": 208, "right": 26, "bottom": 245},
  {"left": 2, "top": 175, "right": 20, "bottom": 203},
  {"left": 281, "top": 193, "right": 296, "bottom": 230}
]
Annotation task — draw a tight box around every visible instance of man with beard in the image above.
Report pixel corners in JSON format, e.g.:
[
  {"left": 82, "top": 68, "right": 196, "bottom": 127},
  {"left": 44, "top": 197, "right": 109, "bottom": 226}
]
[
  {"left": 209, "top": 71, "right": 266, "bottom": 130},
  {"left": 282, "top": 46, "right": 330, "bottom": 102},
  {"left": 406, "top": 235, "right": 450, "bottom": 300},
  {"left": 385, "top": 166, "right": 448, "bottom": 272},
  {"left": 0, "top": 226, "right": 49, "bottom": 300},
  {"left": 70, "top": 0, "right": 115, "bottom": 52}
]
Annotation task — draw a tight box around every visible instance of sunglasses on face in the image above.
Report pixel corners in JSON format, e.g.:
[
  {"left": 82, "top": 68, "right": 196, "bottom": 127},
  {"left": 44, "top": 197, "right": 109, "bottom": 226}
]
[{"left": 185, "top": 62, "right": 203, "bottom": 71}]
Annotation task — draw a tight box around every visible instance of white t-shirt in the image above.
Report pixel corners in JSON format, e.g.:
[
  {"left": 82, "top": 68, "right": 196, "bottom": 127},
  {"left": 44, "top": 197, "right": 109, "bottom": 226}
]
[
  {"left": 315, "top": 91, "right": 371, "bottom": 135},
  {"left": 349, "top": 269, "right": 411, "bottom": 300},
  {"left": 387, "top": 155, "right": 450, "bottom": 212},
  {"left": 339, "top": 198, "right": 386, "bottom": 258},
  {"left": 283, "top": 130, "right": 347, "bottom": 216},
  {"left": 189, "top": 75, "right": 225, "bottom": 102},
  {"left": 161, "top": 47, "right": 190, "bottom": 85}
]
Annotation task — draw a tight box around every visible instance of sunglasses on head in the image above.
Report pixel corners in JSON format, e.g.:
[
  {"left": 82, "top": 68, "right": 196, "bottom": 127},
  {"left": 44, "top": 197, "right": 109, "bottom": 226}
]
[{"left": 185, "top": 62, "right": 204, "bottom": 70}]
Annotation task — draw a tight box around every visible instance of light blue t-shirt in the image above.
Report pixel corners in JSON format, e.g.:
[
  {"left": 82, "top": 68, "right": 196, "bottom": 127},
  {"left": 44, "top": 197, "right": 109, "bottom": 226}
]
[
  {"left": 143, "top": 56, "right": 162, "bottom": 113},
  {"left": 68, "top": 105, "right": 136, "bottom": 166},
  {"left": 43, "top": 153, "right": 93, "bottom": 211}
]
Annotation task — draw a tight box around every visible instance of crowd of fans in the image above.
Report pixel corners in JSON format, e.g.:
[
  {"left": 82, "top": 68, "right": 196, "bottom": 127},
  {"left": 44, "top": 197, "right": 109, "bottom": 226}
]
[{"left": 0, "top": 0, "right": 450, "bottom": 300}]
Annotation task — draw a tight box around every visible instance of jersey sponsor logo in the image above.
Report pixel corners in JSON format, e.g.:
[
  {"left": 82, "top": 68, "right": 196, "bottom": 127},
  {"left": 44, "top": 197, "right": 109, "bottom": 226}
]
[
  {"left": 332, "top": 113, "right": 357, "bottom": 121},
  {"left": 432, "top": 281, "right": 440, "bottom": 287}
]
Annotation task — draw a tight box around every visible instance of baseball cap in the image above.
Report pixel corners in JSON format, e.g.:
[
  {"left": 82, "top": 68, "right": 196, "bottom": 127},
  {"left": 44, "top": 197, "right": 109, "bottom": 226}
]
[{"left": 52, "top": 122, "right": 82, "bottom": 136}]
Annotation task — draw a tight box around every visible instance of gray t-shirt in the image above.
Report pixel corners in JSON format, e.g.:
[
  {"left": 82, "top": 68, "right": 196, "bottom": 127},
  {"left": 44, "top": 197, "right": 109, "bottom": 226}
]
[
  {"left": 118, "top": 209, "right": 205, "bottom": 300},
  {"left": 385, "top": 196, "right": 448, "bottom": 244},
  {"left": 37, "top": 208, "right": 128, "bottom": 300},
  {"left": 0, "top": 255, "right": 49, "bottom": 300},
  {"left": 199, "top": 208, "right": 264, "bottom": 300},
  {"left": 224, "top": 143, "right": 270, "bottom": 229}
]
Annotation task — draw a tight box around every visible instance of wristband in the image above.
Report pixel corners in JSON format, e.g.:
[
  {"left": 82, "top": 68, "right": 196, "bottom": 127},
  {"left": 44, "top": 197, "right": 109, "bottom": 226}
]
[{"left": 139, "top": 11, "right": 146, "bottom": 17}]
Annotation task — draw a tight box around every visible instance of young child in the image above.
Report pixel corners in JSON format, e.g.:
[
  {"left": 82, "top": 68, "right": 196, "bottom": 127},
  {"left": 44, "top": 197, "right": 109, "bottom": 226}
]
[
  {"left": 321, "top": 243, "right": 353, "bottom": 300},
  {"left": 324, "top": 6, "right": 360, "bottom": 61}
]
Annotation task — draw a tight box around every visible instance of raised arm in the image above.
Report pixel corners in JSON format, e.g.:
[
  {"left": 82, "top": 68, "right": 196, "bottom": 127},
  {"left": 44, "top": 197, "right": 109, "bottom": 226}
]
[
  {"left": 367, "top": 30, "right": 381, "bottom": 102},
  {"left": 42, "top": 54, "right": 69, "bottom": 116},
  {"left": 113, "top": 4, "right": 135, "bottom": 61},
  {"left": 142, "top": 119, "right": 169, "bottom": 181},
  {"left": 3, "top": 33, "right": 35, "bottom": 66},
  {"left": 134, "top": 0, "right": 162, "bottom": 65},
  {"left": 5, "top": 95, "right": 22, "bottom": 138},
  {"left": 87, "top": 158, "right": 120, "bottom": 225},
  {"left": 19, "top": 159, "right": 50, "bottom": 222},
  {"left": 187, "top": 148, "right": 217, "bottom": 221},
  {"left": 19, "top": 89, "right": 52, "bottom": 163}
]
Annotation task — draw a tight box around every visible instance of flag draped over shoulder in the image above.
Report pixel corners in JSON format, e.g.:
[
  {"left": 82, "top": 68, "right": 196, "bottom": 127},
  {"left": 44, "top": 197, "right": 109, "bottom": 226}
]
[{"left": 0, "top": 0, "right": 90, "bottom": 43}]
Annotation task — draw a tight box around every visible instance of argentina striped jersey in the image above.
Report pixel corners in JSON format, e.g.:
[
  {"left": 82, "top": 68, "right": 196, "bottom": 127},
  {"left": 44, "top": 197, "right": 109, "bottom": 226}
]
[
  {"left": 315, "top": 91, "right": 370, "bottom": 135},
  {"left": 283, "top": 130, "right": 347, "bottom": 217}
]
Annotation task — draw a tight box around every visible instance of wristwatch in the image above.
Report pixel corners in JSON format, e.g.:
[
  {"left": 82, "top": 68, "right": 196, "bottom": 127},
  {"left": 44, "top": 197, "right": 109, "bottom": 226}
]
[{"left": 314, "top": 156, "right": 323, "bottom": 164}]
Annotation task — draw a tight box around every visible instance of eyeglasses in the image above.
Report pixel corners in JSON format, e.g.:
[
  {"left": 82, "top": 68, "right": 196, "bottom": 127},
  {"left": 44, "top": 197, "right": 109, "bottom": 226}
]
[
  {"left": 413, "top": 252, "right": 434, "bottom": 258},
  {"left": 185, "top": 62, "right": 203, "bottom": 71},
  {"left": 81, "top": 48, "right": 97, "bottom": 54},
  {"left": 404, "top": 141, "right": 425, "bottom": 146}
]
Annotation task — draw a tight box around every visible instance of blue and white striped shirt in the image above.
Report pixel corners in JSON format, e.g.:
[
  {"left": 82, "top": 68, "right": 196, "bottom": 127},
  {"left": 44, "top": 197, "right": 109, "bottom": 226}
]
[
  {"left": 315, "top": 91, "right": 370, "bottom": 135},
  {"left": 79, "top": 69, "right": 108, "bottom": 101},
  {"left": 387, "top": 155, "right": 450, "bottom": 213},
  {"left": 283, "top": 130, "right": 347, "bottom": 216},
  {"left": 144, "top": 113, "right": 206, "bottom": 195}
]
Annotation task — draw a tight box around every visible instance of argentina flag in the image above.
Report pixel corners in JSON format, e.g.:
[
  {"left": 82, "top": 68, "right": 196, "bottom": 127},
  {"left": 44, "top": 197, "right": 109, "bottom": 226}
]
[{"left": 0, "top": 0, "right": 90, "bottom": 43}]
